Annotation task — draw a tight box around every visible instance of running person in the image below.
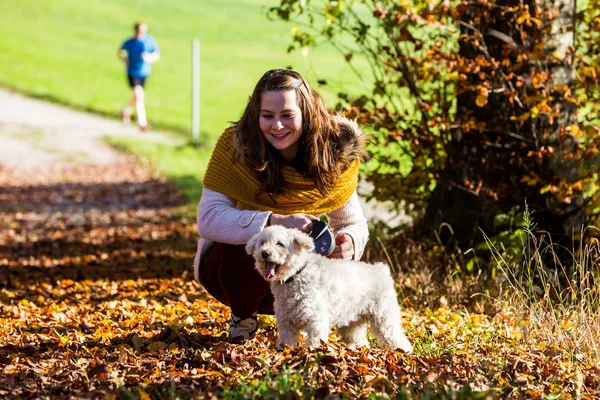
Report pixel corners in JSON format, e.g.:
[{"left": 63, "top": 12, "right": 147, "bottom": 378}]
[{"left": 118, "top": 22, "right": 160, "bottom": 131}]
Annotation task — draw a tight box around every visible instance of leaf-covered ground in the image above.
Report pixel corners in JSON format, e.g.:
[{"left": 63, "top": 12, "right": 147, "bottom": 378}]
[{"left": 1, "top": 163, "right": 598, "bottom": 399}]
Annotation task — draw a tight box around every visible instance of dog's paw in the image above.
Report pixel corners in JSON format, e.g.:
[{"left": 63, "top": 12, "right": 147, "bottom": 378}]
[
  {"left": 396, "top": 335, "right": 414, "bottom": 354},
  {"left": 399, "top": 343, "right": 414, "bottom": 354},
  {"left": 388, "top": 339, "right": 413, "bottom": 354},
  {"left": 346, "top": 341, "right": 370, "bottom": 350}
]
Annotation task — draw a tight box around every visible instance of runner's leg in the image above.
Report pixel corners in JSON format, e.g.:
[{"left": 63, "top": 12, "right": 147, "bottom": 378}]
[{"left": 133, "top": 85, "right": 147, "bottom": 128}]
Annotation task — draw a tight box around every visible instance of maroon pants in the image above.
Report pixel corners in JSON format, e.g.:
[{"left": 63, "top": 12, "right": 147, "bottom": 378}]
[{"left": 200, "top": 242, "right": 274, "bottom": 318}]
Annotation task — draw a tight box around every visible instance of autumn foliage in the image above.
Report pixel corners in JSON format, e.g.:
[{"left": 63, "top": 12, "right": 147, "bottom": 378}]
[
  {"left": 270, "top": 0, "right": 600, "bottom": 252},
  {"left": 1, "top": 162, "right": 599, "bottom": 398},
  {"left": 3, "top": 0, "right": 600, "bottom": 396}
]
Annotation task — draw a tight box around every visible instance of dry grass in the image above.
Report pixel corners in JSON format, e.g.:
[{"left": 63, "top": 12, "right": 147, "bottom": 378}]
[
  {"left": 370, "top": 206, "right": 600, "bottom": 365},
  {"left": 485, "top": 219, "right": 600, "bottom": 365},
  {"left": 364, "top": 208, "right": 600, "bottom": 396}
]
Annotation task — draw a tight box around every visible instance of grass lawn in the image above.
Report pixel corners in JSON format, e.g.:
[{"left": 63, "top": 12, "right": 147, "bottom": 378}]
[{"left": 0, "top": 0, "right": 369, "bottom": 143}]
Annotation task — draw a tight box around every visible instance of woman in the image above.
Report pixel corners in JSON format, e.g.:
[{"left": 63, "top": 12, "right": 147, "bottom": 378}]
[{"left": 193, "top": 69, "right": 369, "bottom": 341}]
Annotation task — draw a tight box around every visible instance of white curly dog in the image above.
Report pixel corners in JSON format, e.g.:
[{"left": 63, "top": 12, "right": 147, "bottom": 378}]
[{"left": 246, "top": 225, "right": 413, "bottom": 352}]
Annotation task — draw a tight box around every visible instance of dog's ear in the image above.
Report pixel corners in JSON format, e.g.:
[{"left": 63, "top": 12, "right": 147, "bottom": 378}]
[
  {"left": 292, "top": 229, "right": 315, "bottom": 253},
  {"left": 245, "top": 233, "right": 259, "bottom": 256}
]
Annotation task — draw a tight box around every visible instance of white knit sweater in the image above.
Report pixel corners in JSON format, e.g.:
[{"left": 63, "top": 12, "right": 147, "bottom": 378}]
[{"left": 193, "top": 188, "right": 369, "bottom": 281}]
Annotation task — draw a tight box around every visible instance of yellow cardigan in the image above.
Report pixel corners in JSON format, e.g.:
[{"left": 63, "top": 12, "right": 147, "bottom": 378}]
[{"left": 202, "top": 130, "right": 359, "bottom": 215}]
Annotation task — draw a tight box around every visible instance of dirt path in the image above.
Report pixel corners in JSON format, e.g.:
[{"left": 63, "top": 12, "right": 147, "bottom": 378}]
[{"left": 0, "top": 89, "right": 181, "bottom": 171}]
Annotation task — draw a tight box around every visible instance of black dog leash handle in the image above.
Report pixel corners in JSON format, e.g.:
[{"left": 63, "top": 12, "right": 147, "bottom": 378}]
[{"left": 309, "top": 220, "right": 335, "bottom": 256}]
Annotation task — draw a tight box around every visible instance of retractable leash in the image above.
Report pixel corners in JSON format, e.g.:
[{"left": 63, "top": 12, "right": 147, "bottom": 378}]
[{"left": 309, "top": 220, "right": 335, "bottom": 256}]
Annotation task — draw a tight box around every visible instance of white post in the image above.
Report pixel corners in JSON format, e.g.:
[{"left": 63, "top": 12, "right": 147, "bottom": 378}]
[{"left": 192, "top": 39, "right": 200, "bottom": 142}]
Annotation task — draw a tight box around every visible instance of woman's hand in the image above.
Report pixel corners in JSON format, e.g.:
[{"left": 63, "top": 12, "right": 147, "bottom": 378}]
[
  {"left": 329, "top": 234, "right": 354, "bottom": 260},
  {"left": 270, "top": 213, "right": 317, "bottom": 233}
]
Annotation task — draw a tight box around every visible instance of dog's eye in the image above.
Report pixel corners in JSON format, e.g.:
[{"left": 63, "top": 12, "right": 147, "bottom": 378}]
[
  {"left": 276, "top": 241, "right": 285, "bottom": 247},
  {"left": 261, "top": 240, "right": 266, "bottom": 246}
]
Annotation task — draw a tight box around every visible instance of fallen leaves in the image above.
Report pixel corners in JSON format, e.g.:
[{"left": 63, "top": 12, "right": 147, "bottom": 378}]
[{"left": 0, "top": 163, "right": 599, "bottom": 398}]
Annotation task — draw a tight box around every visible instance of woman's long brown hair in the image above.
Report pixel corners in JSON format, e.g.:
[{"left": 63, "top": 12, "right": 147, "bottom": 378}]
[{"left": 231, "top": 69, "right": 355, "bottom": 197}]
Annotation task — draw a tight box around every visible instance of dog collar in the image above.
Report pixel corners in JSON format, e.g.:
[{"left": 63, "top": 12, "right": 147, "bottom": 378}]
[{"left": 282, "top": 263, "right": 307, "bottom": 284}]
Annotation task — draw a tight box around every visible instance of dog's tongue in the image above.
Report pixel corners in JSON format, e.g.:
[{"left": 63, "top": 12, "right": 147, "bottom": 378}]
[{"left": 264, "top": 262, "right": 275, "bottom": 279}]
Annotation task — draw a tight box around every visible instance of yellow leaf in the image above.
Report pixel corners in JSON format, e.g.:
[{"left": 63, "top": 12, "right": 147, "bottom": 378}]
[
  {"left": 540, "top": 184, "right": 552, "bottom": 194},
  {"left": 510, "top": 112, "right": 530, "bottom": 121},
  {"left": 59, "top": 336, "right": 69, "bottom": 347},
  {"left": 516, "top": 14, "right": 529, "bottom": 24},
  {"left": 475, "top": 88, "right": 488, "bottom": 107},
  {"left": 521, "top": 174, "right": 540, "bottom": 186},
  {"left": 570, "top": 124, "right": 583, "bottom": 137},
  {"left": 3, "top": 365, "right": 20, "bottom": 375},
  {"left": 530, "top": 17, "right": 542, "bottom": 26},
  {"left": 138, "top": 389, "right": 151, "bottom": 400}
]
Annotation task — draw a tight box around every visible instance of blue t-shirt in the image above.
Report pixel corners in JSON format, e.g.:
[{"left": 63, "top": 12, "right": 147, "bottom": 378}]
[{"left": 120, "top": 34, "right": 159, "bottom": 78}]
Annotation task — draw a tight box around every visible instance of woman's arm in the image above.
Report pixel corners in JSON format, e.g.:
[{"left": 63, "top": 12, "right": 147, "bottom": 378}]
[
  {"left": 197, "top": 188, "right": 271, "bottom": 244},
  {"left": 326, "top": 191, "right": 369, "bottom": 260}
]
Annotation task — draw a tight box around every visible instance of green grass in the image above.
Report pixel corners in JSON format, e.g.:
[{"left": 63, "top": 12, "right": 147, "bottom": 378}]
[
  {"left": 0, "top": 0, "right": 368, "bottom": 144},
  {"left": 219, "top": 365, "right": 493, "bottom": 400}
]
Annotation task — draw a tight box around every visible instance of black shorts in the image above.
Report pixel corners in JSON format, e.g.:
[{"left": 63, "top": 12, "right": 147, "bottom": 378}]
[{"left": 127, "top": 75, "right": 146, "bottom": 88}]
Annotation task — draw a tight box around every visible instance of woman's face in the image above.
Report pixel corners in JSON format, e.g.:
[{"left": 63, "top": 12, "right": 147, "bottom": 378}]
[{"left": 259, "top": 90, "right": 303, "bottom": 163}]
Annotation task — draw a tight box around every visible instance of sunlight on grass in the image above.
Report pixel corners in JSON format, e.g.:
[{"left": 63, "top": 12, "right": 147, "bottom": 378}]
[{"left": 0, "top": 0, "right": 370, "bottom": 139}]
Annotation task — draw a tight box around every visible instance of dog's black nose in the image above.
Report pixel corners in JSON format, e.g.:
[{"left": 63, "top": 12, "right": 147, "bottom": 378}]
[{"left": 262, "top": 250, "right": 270, "bottom": 259}]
